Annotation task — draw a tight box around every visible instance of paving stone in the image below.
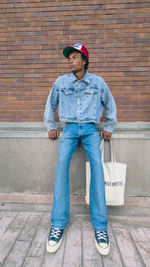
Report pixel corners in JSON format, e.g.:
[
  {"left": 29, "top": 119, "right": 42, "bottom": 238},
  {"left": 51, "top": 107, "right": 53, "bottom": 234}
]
[
  {"left": 23, "top": 256, "right": 43, "bottom": 267},
  {"left": 130, "top": 227, "right": 150, "bottom": 266},
  {"left": 0, "top": 203, "right": 50, "bottom": 213},
  {"left": 40, "top": 212, "right": 50, "bottom": 226},
  {"left": 109, "top": 215, "right": 150, "bottom": 228},
  {"left": 82, "top": 217, "right": 93, "bottom": 231},
  {"left": 18, "top": 224, "right": 36, "bottom": 242},
  {"left": 71, "top": 205, "right": 89, "bottom": 216},
  {"left": 103, "top": 224, "right": 123, "bottom": 267},
  {"left": 10, "top": 212, "right": 31, "bottom": 228},
  {"left": 112, "top": 222, "right": 143, "bottom": 267},
  {"left": 0, "top": 211, "right": 17, "bottom": 217},
  {"left": 0, "top": 212, "right": 3, "bottom": 218},
  {"left": 82, "top": 230, "right": 102, "bottom": 262},
  {"left": 63, "top": 264, "right": 81, "bottom": 267},
  {"left": 68, "top": 215, "right": 83, "bottom": 230},
  {"left": 143, "top": 227, "right": 150, "bottom": 241},
  {"left": 83, "top": 260, "right": 103, "bottom": 267},
  {"left": 0, "top": 213, "right": 17, "bottom": 239},
  {"left": 28, "top": 228, "right": 48, "bottom": 257},
  {"left": 0, "top": 228, "right": 20, "bottom": 264},
  {"left": 26, "top": 212, "right": 43, "bottom": 226},
  {"left": 3, "top": 240, "right": 30, "bottom": 267},
  {"left": 63, "top": 229, "right": 82, "bottom": 266}
]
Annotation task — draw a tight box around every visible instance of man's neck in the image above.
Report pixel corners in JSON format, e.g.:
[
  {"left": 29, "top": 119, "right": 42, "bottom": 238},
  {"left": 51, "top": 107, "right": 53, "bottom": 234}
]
[{"left": 73, "top": 69, "right": 85, "bottom": 80}]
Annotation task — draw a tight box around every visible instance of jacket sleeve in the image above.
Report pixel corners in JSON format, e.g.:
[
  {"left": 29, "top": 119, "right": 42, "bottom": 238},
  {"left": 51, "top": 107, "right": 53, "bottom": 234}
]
[
  {"left": 101, "top": 79, "right": 117, "bottom": 133},
  {"left": 43, "top": 81, "right": 59, "bottom": 131}
]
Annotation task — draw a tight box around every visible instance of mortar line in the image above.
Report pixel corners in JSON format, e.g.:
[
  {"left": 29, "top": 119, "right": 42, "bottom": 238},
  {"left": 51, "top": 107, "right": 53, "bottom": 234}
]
[
  {"left": 62, "top": 227, "right": 68, "bottom": 267},
  {"left": 129, "top": 229, "right": 146, "bottom": 267},
  {"left": 0, "top": 210, "right": 19, "bottom": 239},
  {"left": 39, "top": 211, "right": 48, "bottom": 267},
  {"left": 101, "top": 254, "right": 105, "bottom": 267},
  {"left": 110, "top": 222, "right": 125, "bottom": 267},
  {"left": 18, "top": 211, "right": 44, "bottom": 267},
  {"left": 81, "top": 219, "right": 83, "bottom": 267},
  {"left": 1, "top": 211, "right": 30, "bottom": 266},
  {"left": 0, "top": 211, "right": 20, "bottom": 265},
  {"left": 21, "top": 211, "right": 44, "bottom": 267}
]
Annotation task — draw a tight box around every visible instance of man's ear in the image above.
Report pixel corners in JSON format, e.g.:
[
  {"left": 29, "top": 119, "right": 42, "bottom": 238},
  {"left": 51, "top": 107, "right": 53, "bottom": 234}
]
[{"left": 83, "top": 59, "right": 86, "bottom": 67}]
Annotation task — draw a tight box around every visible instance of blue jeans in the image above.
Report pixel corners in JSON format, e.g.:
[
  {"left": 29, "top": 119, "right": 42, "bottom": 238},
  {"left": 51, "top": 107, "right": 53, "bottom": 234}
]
[{"left": 51, "top": 123, "right": 108, "bottom": 231}]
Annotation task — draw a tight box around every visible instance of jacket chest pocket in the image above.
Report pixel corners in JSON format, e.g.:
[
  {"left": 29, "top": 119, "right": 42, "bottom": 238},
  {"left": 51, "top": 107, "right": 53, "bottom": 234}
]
[
  {"left": 62, "top": 89, "right": 73, "bottom": 96},
  {"left": 61, "top": 89, "right": 75, "bottom": 104},
  {"left": 84, "top": 88, "right": 98, "bottom": 95},
  {"left": 84, "top": 87, "right": 98, "bottom": 96},
  {"left": 60, "top": 88, "right": 76, "bottom": 118},
  {"left": 84, "top": 88, "right": 98, "bottom": 105}
]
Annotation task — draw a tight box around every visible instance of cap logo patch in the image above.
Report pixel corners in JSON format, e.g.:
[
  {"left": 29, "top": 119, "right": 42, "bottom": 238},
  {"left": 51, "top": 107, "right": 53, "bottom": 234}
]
[{"left": 73, "top": 43, "right": 83, "bottom": 50}]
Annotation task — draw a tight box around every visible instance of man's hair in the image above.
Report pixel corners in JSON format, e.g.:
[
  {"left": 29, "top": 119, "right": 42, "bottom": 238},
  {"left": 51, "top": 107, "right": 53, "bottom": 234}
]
[{"left": 81, "top": 54, "right": 89, "bottom": 70}]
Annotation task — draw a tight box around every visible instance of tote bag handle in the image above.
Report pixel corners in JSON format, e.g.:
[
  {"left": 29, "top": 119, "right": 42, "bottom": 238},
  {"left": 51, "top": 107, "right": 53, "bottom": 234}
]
[{"left": 100, "top": 139, "right": 116, "bottom": 163}]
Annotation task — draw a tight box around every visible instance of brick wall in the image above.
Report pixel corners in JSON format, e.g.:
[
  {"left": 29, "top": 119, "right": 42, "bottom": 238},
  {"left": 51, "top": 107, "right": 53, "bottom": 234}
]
[{"left": 0, "top": 0, "right": 150, "bottom": 123}]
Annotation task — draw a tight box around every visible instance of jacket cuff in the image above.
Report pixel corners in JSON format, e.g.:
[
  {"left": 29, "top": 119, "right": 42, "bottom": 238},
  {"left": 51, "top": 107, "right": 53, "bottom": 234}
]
[
  {"left": 103, "top": 127, "right": 113, "bottom": 133},
  {"left": 47, "top": 122, "right": 57, "bottom": 131}
]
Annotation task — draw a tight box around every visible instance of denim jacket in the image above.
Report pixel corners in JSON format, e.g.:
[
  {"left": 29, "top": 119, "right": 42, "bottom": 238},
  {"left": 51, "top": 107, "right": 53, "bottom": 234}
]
[{"left": 44, "top": 71, "right": 117, "bottom": 133}]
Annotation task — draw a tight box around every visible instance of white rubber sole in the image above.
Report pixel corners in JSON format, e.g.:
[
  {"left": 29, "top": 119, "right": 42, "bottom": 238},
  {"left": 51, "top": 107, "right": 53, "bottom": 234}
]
[
  {"left": 95, "top": 240, "right": 110, "bottom": 256},
  {"left": 46, "top": 237, "right": 62, "bottom": 253}
]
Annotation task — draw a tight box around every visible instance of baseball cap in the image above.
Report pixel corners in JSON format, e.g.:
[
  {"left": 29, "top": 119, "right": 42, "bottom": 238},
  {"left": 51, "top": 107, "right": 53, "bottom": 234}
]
[{"left": 63, "top": 43, "right": 89, "bottom": 63}]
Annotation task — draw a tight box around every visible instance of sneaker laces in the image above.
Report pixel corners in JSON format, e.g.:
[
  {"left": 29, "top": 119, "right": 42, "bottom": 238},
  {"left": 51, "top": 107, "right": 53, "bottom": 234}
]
[
  {"left": 49, "top": 228, "right": 62, "bottom": 241},
  {"left": 96, "top": 231, "right": 108, "bottom": 242}
]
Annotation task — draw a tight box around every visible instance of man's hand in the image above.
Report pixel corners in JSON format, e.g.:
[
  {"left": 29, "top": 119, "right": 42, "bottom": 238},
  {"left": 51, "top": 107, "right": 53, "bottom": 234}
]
[
  {"left": 48, "top": 129, "right": 59, "bottom": 140},
  {"left": 100, "top": 130, "right": 112, "bottom": 141}
]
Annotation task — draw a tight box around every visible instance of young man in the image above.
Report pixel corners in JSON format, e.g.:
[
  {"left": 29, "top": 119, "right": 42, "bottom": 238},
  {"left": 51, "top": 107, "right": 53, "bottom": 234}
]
[{"left": 44, "top": 43, "right": 117, "bottom": 255}]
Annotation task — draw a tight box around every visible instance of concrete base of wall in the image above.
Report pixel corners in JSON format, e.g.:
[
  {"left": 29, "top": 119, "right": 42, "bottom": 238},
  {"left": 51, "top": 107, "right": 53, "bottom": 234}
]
[
  {"left": 0, "top": 193, "right": 150, "bottom": 218},
  {"left": 0, "top": 122, "right": 150, "bottom": 197}
]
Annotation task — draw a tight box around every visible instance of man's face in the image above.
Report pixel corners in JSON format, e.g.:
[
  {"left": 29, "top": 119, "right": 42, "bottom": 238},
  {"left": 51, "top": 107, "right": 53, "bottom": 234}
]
[{"left": 68, "top": 51, "right": 86, "bottom": 73}]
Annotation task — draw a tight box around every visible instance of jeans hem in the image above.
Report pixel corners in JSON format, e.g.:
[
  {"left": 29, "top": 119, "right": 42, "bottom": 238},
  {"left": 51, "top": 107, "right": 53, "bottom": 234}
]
[
  {"left": 51, "top": 223, "right": 67, "bottom": 229},
  {"left": 94, "top": 227, "right": 107, "bottom": 231}
]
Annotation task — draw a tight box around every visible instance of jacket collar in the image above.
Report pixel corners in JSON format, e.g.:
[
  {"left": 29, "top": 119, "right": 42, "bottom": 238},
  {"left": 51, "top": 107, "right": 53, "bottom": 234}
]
[{"left": 70, "top": 71, "right": 90, "bottom": 84}]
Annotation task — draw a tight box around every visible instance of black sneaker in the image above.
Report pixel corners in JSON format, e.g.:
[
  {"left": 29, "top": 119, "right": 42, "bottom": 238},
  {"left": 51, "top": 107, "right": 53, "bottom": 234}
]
[
  {"left": 46, "top": 227, "right": 64, "bottom": 253},
  {"left": 95, "top": 231, "right": 110, "bottom": 255}
]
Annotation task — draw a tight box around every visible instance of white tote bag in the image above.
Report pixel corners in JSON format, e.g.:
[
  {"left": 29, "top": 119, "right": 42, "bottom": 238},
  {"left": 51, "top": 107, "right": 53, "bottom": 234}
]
[{"left": 85, "top": 139, "right": 127, "bottom": 206}]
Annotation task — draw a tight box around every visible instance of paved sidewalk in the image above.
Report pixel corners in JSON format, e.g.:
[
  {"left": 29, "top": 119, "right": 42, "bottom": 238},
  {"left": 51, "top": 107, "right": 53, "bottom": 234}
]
[{"left": 0, "top": 196, "right": 150, "bottom": 267}]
